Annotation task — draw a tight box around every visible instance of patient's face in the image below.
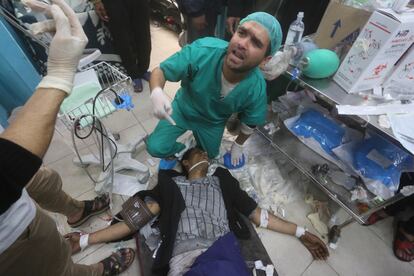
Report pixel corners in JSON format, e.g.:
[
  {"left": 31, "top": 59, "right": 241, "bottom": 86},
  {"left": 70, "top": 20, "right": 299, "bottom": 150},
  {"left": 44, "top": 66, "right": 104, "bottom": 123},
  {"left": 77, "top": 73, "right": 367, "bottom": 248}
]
[{"left": 187, "top": 148, "right": 208, "bottom": 166}]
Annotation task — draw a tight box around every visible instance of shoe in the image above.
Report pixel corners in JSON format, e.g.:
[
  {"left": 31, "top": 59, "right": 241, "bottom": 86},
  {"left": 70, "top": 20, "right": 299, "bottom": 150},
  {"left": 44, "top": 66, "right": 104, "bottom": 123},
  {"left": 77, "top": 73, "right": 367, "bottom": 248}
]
[
  {"left": 142, "top": 71, "right": 151, "bottom": 82},
  {"left": 133, "top": 78, "right": 143, "bottom": 93}
]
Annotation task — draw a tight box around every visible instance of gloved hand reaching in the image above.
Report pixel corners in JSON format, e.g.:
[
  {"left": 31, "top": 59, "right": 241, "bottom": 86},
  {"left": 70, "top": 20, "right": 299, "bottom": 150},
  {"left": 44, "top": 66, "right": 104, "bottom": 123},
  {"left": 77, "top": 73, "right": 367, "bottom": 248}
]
[
  {"left": 36, "top": 0, "right": 88, "bottom": 94},
  {"left": 151, "top": 87, "right": 176, "bottom": 125},
  {"left": 230, "top": 141, "right": 244, "bottom": 166}
]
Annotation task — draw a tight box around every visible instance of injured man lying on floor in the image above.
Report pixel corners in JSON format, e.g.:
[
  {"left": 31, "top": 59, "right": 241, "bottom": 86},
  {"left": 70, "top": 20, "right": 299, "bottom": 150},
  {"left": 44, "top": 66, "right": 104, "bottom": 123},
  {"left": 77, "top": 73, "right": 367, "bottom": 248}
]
[{"left": 65, "top": 148, "right": 329, "bottom": 275}]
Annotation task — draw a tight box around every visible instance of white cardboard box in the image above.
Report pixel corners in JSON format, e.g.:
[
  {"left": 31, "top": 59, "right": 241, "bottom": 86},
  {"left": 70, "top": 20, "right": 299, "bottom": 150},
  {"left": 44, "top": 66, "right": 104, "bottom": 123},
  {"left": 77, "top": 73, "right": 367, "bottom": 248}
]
[
  {"left": 384, "top": 43, "right": 414, "bottom": 87},
  {"left": 333, "top": 9, "right": 414, "bottom": 93}
]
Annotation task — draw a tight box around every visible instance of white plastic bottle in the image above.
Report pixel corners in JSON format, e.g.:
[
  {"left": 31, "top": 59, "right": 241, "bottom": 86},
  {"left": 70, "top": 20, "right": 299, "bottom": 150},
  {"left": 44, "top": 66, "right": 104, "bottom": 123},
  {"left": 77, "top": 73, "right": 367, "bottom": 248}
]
[{"left": 283, "top": 12, "right": 305, "bottom": 52}]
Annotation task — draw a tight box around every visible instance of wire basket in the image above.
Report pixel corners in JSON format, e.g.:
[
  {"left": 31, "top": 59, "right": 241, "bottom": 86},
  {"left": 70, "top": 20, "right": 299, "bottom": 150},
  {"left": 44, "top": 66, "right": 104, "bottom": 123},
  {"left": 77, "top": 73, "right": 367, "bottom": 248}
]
[{"left": 58, "top": 61, "right": 134, "bottom": 131}]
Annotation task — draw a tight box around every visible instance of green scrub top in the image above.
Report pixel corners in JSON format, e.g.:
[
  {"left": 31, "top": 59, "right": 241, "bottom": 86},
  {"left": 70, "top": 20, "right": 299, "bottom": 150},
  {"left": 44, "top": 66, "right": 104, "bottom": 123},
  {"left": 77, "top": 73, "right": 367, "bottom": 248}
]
[{"left": 160, "top": 37, "right": 267, "bottom": 129}]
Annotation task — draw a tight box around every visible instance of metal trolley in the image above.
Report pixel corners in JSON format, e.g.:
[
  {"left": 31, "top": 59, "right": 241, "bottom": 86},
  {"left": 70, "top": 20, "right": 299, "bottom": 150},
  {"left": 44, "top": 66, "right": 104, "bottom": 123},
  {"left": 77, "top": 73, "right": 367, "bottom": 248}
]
[
  {"left": 2, "top": 1, "right": 149, "bottom": 206},
  {"left": 54, "top": 61, "right": 149, "bottom": 197},
  {"left": 58, "top": 61, "right": 134, "bottom": 132}
]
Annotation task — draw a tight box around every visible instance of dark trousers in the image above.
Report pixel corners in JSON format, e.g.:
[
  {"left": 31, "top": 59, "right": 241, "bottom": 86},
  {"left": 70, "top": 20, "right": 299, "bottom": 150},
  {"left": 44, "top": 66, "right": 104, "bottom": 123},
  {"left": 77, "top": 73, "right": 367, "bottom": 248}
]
[
  {"left": 103, "top": 0, "right": 151, "bottom": 79},
  {"left": 185, "top": 11, "right": 218, "bottom": 43},
  {"left": 385, "top": 173, "right": 414, "bottom": 234}
]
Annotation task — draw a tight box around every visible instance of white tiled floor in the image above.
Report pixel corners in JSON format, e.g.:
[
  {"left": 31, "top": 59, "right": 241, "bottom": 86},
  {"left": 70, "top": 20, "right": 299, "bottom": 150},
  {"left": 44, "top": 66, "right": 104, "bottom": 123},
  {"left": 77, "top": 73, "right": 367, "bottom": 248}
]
[{"left": 43, "top": 24, "right": 414, "bottom": 276}]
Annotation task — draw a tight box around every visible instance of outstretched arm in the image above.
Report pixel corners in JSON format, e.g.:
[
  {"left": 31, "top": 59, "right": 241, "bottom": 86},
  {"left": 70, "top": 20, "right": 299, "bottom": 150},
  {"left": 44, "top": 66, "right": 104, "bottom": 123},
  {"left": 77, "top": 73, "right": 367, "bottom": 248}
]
[
  {"left": 65, "top": 201, "right": 160, "bottom": 254},
  {"left": 249, "top": 207, "right": 329, "bottom": 260},
  {"left": 0, "top": 0, "right": 87, "bottom": 158}
]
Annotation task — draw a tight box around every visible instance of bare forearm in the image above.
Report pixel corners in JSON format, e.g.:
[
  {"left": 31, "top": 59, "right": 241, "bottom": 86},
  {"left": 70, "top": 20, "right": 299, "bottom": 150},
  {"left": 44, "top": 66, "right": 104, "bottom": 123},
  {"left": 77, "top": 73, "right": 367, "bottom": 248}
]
[
  {"left": 89, "top": 222, "right": 133, "bottom": 245},
  {"left": 149, "top": 67, "right": 166, "bottom": 92},
  {"left": 250, "top": 207, "right": 297, "bottom": 236},
  {"left": 0, "top": 88, "right": 66, "bottom": 158}
]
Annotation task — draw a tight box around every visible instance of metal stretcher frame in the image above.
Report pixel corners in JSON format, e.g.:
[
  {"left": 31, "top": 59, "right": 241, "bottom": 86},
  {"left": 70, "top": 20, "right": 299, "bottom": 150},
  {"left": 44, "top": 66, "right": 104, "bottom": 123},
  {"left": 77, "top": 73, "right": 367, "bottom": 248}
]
[{"left": 261, "top": 72, "right": 413, "bottom": 226}]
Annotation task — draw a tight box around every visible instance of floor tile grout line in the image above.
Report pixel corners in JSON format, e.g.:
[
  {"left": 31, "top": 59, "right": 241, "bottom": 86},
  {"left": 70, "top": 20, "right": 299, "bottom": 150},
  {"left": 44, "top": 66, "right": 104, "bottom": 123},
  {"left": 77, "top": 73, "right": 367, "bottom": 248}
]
[
  {"left": 367, "top": 225, "right": 393, "bottom": 249},
  {"left": 326, "top": 261, "right": 340, "bottom": 276},
  {"left": 136, "top": 120, "right": 150, "bottom": 135},
  {"left": 74, "top": 187, "right": 95, "bottom": 200},
  {"left": 300, "top": 260, "right": 314, "bottom": 276},
  {"left": 44, "top": 151, "right": 75, "bottom": 166}
]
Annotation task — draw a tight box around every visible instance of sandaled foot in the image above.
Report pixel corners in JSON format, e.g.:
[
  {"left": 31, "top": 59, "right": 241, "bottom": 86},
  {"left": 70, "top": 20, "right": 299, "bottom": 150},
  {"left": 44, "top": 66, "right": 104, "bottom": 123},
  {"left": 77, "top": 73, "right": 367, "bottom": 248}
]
[
  {"left": 133, "top": 78, "right": 143, "bottom": 93},
  {"left": 394, "top": 223, "right": 414, "bottom": 262},
  {"left": 365, "top": 209, "right": 389, "bottom": 225},
  {"left": 68, "top": 194, "right": 110, "bottom": 228},
  {"left": 100, "top": 248, "right": 135, "bottom": 276},
  {"left": 64, "top": 232, "right": 83, "bottom": 254}
]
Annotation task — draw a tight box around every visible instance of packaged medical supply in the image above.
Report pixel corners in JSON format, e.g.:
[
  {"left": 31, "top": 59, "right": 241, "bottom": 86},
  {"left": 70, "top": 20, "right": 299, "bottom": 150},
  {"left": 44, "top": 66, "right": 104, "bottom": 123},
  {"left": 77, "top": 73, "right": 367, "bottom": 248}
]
[
  {"left": 334, "top": 133, "right": 414, "bottom": 199},
  {"left": 334, "top": 9, "right": 414, "bottom": 93},
  {"left": 287, "top": 109, "right": 346, "bottom": 155},
  {"left": 383, "top": 44, "right": 414, "bottom": 100}
]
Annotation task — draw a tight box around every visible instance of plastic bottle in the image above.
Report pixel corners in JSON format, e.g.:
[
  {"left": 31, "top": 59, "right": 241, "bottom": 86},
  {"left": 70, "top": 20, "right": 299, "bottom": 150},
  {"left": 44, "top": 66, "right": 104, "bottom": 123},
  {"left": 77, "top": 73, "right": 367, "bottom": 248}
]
[{"left": 283, "top": 12, "right": 305, "bottom": 52}]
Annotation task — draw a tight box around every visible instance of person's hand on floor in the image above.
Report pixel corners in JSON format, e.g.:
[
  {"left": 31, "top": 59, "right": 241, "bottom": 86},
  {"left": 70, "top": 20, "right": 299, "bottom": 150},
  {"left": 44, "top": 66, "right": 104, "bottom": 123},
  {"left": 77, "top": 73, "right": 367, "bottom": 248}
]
[
  {"left": 299, "top": 231, "right": 329, "bottom": 260},
  {"left": 192, "top": 14, "right": 208, "bottom": 31},
  {"left": 93, "top": 0, "right": 109, "bottom": 22}
]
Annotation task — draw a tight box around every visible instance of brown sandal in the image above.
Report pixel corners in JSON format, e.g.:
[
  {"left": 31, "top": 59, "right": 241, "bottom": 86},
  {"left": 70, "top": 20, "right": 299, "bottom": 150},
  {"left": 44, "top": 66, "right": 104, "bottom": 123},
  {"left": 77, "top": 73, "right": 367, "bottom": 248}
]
[
  {"left": 68, "top": 194, "right": 110, "bottom": 228},
  {"left": 100, "top": 248, "right": 135, "bottom": 276}
]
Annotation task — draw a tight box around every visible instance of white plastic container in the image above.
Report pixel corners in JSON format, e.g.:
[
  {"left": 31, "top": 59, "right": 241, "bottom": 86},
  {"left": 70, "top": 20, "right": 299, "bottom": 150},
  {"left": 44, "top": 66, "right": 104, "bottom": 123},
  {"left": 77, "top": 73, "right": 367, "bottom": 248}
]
[{"left": 283, "top": 12, "right": 305, "bottom": 52}]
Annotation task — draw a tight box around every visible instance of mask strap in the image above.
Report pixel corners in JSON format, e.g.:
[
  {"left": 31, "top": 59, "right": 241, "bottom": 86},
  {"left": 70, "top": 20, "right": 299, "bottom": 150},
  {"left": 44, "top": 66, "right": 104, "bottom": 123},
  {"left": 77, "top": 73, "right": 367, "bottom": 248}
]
[{"left": 188, "top": 160, "right": 209, "bottom": 173}]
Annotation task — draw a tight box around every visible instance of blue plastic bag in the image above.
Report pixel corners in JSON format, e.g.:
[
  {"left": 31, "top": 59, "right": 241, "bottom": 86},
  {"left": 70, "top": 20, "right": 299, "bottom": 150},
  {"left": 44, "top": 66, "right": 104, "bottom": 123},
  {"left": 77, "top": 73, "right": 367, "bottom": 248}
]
[
  {"left": 290, "top": 109, "right": 345, "bottom": 155},
  {"left": 353, "top": 133, "right": 414, "bottom": 191}
]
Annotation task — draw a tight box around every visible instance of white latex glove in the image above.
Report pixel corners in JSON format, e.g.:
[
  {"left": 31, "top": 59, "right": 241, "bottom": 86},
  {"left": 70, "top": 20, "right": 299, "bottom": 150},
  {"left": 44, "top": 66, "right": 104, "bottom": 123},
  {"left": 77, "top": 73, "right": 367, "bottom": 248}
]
[
  {"left": 36, "top": 0, "right": 88, "bottom": 94},
  {"left": 150, "top": 87, "right": 176, "bottom": 125},
  {"left": 230, "top": 141, "right": 244, "bottom": 166}
]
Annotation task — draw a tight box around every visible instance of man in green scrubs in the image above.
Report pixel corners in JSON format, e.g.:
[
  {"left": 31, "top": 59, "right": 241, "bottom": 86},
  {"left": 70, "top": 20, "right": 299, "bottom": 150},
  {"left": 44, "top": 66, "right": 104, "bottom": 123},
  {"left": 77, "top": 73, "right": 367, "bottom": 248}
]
[{"left": 147, "top": 12, "right": 282, "bottom": 166}]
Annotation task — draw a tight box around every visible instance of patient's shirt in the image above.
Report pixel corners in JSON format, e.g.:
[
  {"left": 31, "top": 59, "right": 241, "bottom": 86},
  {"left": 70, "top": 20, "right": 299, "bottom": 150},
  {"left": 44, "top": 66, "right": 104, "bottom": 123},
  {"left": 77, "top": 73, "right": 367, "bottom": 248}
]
[{"left": 172, "top": 175, "right": 230, "bottom": 256}]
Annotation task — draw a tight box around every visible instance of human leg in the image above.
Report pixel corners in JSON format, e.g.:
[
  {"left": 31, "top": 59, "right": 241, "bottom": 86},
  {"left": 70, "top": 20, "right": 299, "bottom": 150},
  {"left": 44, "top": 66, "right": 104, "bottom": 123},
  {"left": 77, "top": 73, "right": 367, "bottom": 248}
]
[
  {"left": 129, "top": 0, "right": 151, "bottom": 77},
  {"left": 0, "top": 207, "right": 101, "bottom": 276},
  {"left": 186, "top": 10, "right": 218, "bottom": 43},
  {"left": 26, "top": 166, "right": 109, "bottom": 227},
  {"left": 146, "top": 119, "right": 188, "bottom": 158},
  {"left": 192, "top": 126, "right": 224, "bottom": 159},
  {"left": 102, "top": 0, "right": 140, "bottom": 79},
  {"left": 26, "top": 167, "right": 83, "bottom": 218}
]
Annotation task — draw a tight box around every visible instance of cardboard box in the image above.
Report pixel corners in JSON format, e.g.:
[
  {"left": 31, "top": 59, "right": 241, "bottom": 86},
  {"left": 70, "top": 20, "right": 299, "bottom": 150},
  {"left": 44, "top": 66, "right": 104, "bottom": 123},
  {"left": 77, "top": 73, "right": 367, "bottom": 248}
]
[
  {"left": 384, "top": 43, "right": 414, "bottom": 87},
  {"left": 333, "top": 9, "right": 414, "bottom": 93},
  {"left": 314, "top": 0, "right": 371, "bottom": 49}
]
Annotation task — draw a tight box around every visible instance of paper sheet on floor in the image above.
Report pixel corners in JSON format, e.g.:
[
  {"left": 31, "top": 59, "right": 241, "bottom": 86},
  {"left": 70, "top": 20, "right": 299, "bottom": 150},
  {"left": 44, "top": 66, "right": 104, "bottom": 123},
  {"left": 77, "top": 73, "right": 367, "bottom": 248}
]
[
  {"left": 388, "top": 113, "right": 414, "bottom": 155},
  {"left": 220, "top": 132, "right": 307, "bottom": 215},
  {"left": 111, "top": 173, "right": 146, "bottom": 196}
]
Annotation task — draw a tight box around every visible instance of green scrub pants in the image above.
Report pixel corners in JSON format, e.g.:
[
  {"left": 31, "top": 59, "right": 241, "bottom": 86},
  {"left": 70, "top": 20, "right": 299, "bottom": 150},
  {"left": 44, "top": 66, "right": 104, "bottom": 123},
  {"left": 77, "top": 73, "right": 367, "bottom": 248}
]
[{"left": 146, "top": 105, "right": 224, "bottom": 159}]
